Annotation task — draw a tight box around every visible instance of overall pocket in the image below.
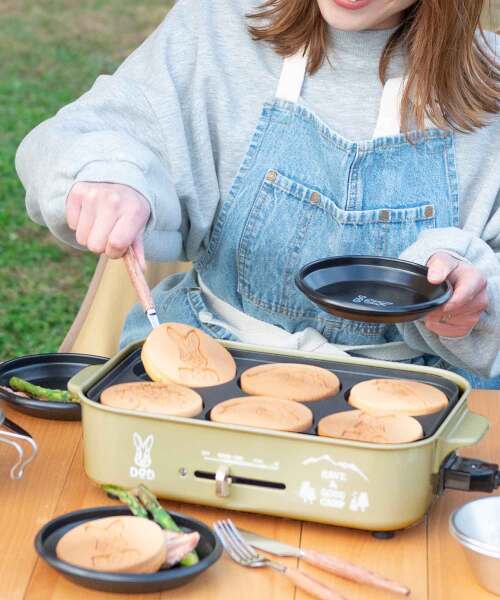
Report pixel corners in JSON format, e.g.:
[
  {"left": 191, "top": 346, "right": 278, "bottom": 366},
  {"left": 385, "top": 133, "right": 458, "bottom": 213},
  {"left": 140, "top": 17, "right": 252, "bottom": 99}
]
[{"left": 237, "top": 170, "right": 436, "bottom": 319}]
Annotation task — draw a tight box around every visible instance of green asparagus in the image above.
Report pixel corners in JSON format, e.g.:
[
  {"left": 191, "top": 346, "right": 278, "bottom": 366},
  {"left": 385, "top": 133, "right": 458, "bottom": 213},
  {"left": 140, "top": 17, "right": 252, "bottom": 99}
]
[
  {"left": 102, "top": 484, "right": 149, "bottom": 518},
  {"left": 9, "top": 376, "right": 72, "bottom": 402},
  {"left": 137, "top": 484, "right": 199, "bottom": 566}
]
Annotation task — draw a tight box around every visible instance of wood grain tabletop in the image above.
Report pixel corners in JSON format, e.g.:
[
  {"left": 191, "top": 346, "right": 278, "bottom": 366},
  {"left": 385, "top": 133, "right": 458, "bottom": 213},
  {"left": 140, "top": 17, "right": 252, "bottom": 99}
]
[{"left": 1, "top": 390, "right": 499, "bottom": 600}]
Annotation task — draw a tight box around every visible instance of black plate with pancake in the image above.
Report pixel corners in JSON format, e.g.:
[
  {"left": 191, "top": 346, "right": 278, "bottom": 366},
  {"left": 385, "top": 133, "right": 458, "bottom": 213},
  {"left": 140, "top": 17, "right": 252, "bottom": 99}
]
[
  {"left": 35, "top": 506, "right": 222, "bottom": 593},
  {"left": 296, "top": 256, "right": 452, "bottom": 323},
  {"left": 0, "top": 353, "right": 107, "bottom": 420},
  {"left": 86, "top": 345, "right": 461, "bottom": 442}
]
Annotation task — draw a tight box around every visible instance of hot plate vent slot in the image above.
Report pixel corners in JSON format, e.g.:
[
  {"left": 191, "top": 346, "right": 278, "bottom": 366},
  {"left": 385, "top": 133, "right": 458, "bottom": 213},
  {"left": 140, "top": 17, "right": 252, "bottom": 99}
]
[{"left": 194, "top": 470, "right": 286, "bottom": 491}]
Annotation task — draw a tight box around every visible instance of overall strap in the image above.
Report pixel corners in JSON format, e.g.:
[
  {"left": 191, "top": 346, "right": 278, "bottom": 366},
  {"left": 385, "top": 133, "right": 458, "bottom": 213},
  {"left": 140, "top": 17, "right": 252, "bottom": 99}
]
[{"left": 275, "top": 50, "right": 308, "bottom": 102}]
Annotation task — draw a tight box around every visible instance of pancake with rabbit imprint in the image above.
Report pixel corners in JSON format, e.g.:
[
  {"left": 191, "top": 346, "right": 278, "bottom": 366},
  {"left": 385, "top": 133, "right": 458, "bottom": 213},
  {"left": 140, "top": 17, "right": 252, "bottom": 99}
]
[
  {"left": 142, "top": 323, "right": 236, "bottom": 388},
  {"left": 318, "top": 410, "right": 423, "bottom": 443},
  {"left": 240, "top": 363, "right": 340, "bottom": 401},
  {"left": 210, "top": 396, "right": 313, "bottom": 432},
  {"left": 56, "top": 516, "right": 166, "bottom": 573},
  {"left": 101, "top": 382, "right": 203, "bottom": 417},
  {"left": 349, "top": 378, "right": 448, "bottom": 416}
]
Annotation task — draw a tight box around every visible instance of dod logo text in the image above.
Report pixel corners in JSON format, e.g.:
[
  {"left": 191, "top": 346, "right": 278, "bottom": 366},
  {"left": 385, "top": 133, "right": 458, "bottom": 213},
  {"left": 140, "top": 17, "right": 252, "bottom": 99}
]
[{"left": 130, "top": 432, "right": 156, "bottom": 481}]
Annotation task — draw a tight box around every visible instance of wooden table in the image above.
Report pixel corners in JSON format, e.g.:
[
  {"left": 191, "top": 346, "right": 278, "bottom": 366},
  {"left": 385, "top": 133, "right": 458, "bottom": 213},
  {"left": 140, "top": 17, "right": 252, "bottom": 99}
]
[{"left": 1, "top": 390, "right": 499, "bottom": 600}]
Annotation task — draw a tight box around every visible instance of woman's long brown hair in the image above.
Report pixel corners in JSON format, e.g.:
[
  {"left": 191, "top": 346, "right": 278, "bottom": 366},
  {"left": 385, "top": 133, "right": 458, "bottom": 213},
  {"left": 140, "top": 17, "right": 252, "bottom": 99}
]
[{"left": 248, "top": 1, "right": 499, "bottom": 132}]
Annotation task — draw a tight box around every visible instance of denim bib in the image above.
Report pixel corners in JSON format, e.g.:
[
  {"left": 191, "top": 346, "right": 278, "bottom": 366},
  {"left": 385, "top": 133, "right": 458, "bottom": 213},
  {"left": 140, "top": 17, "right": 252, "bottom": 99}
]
[{"left": 195, "top": 56, "right": 459, "bottom": 348}]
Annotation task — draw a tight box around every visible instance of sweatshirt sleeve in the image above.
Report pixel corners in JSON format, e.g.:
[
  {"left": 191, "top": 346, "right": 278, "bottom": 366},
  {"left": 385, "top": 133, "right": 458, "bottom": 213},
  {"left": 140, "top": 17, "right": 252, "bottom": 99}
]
[
  {"left": 15, "top": 0, "right": 220, "bottom": 262},
  {"left": 398, "top": 217, "right": 500, "bottom": 378}
]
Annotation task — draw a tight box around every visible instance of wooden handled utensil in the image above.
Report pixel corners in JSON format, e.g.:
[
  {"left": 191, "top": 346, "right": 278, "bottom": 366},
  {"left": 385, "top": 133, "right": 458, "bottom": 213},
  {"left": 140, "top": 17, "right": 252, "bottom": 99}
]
[
  {"left": 123, "top": 247, "right": 160, "bottom": 330},
  {"left": 239, "top": 528, "right": 410, "bottom": 596},
  {"left": 214, "top": 519, "right": 347, "bottom": 600}
]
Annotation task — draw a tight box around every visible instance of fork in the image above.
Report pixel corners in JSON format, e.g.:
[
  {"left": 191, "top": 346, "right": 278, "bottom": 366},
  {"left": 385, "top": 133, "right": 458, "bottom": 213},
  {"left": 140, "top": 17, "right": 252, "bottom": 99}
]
[{"left": 214, "top": 519, "right": 347, "bottom": 600}]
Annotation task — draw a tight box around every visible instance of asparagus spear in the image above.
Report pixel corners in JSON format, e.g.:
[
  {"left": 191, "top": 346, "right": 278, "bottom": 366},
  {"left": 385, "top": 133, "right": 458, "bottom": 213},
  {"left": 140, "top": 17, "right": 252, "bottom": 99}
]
[
  {"left": 102, "top": 484, "right": 149, "bottom": 518},
  {"left": 137, "top": 484, "right": 199, "bottom": 566},
  {"left": 9, "top": 376, "right": 72, "bottom": 402}
]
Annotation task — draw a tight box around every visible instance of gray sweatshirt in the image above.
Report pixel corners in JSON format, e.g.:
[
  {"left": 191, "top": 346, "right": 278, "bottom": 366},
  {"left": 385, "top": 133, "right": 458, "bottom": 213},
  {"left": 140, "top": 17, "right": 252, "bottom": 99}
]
[{"left": 15, "top": 0, "right": 500, "bottom": 377}]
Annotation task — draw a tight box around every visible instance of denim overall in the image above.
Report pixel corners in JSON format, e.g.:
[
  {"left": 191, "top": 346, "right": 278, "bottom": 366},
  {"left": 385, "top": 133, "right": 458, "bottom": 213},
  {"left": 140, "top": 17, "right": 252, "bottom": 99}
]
[{"left": 122, "top": 52, "right": 498, "bottom": 388}]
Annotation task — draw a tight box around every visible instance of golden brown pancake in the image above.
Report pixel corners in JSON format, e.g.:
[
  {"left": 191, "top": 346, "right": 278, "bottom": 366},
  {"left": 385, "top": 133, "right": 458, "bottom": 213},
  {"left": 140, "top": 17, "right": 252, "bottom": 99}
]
[
  {"left": 56, "top": 516, "right": 165, "bottom": 573},
  {"left": 240, "top": 363, "right": 340, "bottom": 401},
  {"left": 142, "top": 323, "right": 236, "bottom": 388},
  {"left": 100, "top": 382, "right": 203, "bottom": 417},
  {"left": 318, "top": 410, "right": 423, "bottom": 444},
  {"left": 349, "top": 378, "right": 448, "bottom": 416},
  {"left": 210, "top": 396, "right": 313, "bottom": 432}
]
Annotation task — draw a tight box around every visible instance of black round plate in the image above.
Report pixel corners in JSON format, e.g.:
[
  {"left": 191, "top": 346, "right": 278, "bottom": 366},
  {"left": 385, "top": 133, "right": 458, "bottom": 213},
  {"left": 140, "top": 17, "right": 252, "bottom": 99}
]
[
  {"left": 296, "top": 256, "right": 452, "bottom": 323},
  {"left": 35, "top": 506, "right": 222, "bottom": 594},
  {"left": 0, "top": 353, "right": 107, "bottom": 420}
]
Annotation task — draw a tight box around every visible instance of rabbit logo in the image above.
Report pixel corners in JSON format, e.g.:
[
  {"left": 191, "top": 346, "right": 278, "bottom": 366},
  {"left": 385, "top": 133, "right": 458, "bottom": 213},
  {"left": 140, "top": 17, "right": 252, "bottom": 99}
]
[{"left": 129, "top": 432, "right": 156, "bottom": 481}]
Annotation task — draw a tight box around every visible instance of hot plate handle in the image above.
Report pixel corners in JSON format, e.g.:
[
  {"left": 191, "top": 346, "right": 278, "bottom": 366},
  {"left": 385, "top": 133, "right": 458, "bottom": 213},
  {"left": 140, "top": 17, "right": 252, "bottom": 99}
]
[
  {"left": 67, "top": 365, "right": 104, "bottom": 400},
  {"left": 435, "top": 410, "right": 489, "bottom": 469}
]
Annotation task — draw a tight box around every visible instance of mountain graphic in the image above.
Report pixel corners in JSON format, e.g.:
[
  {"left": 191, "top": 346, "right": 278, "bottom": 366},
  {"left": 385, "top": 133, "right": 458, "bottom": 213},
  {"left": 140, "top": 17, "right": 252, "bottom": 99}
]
[{"left": 302, "top": 455, "right": 369, "bottom": 481}]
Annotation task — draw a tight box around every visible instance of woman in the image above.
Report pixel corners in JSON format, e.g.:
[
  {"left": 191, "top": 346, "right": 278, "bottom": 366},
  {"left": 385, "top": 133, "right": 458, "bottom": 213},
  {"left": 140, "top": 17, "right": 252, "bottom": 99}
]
[{"left": 16, "top": 0, "right": 500, "bottom": 386}]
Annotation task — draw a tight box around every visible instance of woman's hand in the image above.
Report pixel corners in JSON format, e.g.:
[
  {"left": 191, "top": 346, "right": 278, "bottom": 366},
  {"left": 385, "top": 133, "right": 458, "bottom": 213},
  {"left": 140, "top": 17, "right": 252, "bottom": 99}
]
[
  {"left": 424, "top": 252, "right": 488, "bottom": 337},
  {"left": 66, "top": 182, "right": 150, "bottom": 270}
]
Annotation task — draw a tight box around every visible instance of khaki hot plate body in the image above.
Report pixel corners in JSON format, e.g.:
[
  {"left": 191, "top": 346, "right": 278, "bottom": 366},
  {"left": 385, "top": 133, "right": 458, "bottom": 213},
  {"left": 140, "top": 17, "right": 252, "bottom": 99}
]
[{"left": 69, "top": 342, "right": 489, "bottom": 533}]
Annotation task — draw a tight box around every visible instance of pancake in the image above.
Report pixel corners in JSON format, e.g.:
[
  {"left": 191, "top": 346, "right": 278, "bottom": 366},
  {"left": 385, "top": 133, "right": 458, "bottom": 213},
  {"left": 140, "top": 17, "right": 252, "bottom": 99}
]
[
  {"left": 240, "top": 363, "right": 340, "bottom": 401},
  {"left": 349, "top": 378, "right": 448, "bottom": 416},
  {"left": 56, "top": 516, "right": 166, "bottom": 573},
  {"left": 210, "top": 396, "right": 313, "bottom": 432},
  {"left": 100, "top": 382, "right": 203, "bottom": 417},
  {"left": 318, "top": 410, "right": 423, "bottom": 444},
  {"left": 142, "top": 323, "right": 236, "bottom": 388}
]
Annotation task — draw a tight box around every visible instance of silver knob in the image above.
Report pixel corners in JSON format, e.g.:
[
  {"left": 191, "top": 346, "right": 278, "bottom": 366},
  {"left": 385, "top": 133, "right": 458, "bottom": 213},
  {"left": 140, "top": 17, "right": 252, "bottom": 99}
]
[{"left": 215, "top": 465, "right": 232, "bottom": 497}]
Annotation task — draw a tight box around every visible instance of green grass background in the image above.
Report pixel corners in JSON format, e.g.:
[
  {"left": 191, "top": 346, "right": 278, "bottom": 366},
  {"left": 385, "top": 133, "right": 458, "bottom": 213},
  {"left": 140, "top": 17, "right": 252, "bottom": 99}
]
[
  {"left": 0, "top": 1, "right": 498, "bottom": 361},
  {"left": 0, "top": 1, "right": 171, "bottom": 360}
]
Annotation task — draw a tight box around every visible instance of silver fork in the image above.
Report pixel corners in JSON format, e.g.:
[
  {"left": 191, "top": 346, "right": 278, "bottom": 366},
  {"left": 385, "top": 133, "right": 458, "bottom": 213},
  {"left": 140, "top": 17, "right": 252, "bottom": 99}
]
[{"left": 214, "top": 519, "right": 347, "bottom": 600}]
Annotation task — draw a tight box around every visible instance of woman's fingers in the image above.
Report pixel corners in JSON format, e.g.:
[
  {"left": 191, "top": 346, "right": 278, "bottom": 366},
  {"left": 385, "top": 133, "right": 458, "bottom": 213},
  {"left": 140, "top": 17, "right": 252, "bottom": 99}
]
[
  {"left": 86, "top": 201, "right": 120, "bottom": 254},
  {"left": 424, "top": 312, "right": 484, "bottom": 337},
  {"left": 427, "top": 252, "right": 459, "bottom": 284},
  {"left": 105, "top": 212, "right": 147, "bottom": 260},
  {"left": 105, "top": 216, "right": 137, "bottom": 259},
  {"left": 66, "top": 186, "right": 83, "bottom": 230},
  {"left": 425, "top": 252, "right": 489, "bottom": 337},
  {"left": 429, "top": 288, "right": 489, "bottom": 323},
  {"left": 65, "top": 182, "right": 151, "bottom": 260},
  {"left": 444, "top": 264, "right": 487, "bottom": 313},
  {"left": 74, "top": 188, "right": 98, "bottom": 246}
]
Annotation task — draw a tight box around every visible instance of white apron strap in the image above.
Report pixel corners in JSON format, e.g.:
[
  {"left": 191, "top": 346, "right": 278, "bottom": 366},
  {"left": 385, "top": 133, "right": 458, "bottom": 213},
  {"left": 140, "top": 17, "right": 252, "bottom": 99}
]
[
  {"left": 372, "top": 76, "right": 404, "bottom": 138},
  {"left": 373, "top": 76, "right": 436, "bottom": 138},
  {"left": 275, "top": 50, "right": 308, "bottom": 103}
]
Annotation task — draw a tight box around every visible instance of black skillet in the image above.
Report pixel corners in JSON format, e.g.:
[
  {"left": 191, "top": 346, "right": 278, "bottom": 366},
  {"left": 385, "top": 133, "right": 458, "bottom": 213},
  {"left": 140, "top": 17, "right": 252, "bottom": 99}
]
[
  {"left": 296, "top": 256, "right": 452, "bottom": 323},
  {"left": 0, "top": 353, "right": 107, "bottom": 420},
  {"left": 35, "top": 506, "right": 222, "bottom": 594}
]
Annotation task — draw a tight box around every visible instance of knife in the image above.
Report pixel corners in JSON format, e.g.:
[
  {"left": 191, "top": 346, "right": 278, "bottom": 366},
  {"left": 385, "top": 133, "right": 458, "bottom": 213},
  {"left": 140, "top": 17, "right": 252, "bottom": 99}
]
[{"left": 239, "top": 530, "right": 410, "bottom": 597}]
